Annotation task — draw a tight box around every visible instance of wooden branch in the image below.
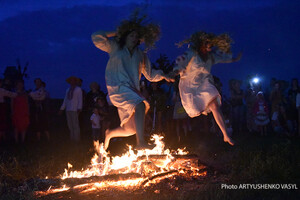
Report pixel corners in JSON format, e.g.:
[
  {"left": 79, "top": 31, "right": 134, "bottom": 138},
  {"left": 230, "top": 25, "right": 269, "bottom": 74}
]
[
  {"left": 141, "top": 170, "right": 179, "bottom": 186},
  {"left": 35, "top": 173, "right": 143, "bottom": 191}
]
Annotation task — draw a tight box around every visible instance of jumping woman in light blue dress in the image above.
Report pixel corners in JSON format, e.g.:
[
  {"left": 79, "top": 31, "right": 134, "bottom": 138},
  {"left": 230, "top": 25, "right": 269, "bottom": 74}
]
[{"left": 92, "top": 14, "right": 173, "bottom": 150}]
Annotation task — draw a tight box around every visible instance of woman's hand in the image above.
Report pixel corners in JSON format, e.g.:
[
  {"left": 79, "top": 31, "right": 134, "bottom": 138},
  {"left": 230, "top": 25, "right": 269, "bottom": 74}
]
[{"left": 232, "top": 52, "right": 243, "bottom": 62}]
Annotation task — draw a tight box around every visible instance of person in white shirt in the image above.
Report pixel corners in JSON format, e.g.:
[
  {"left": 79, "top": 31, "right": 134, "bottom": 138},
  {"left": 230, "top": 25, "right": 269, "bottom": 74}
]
[
  {"left": 91, "top": 14, "right": 173, "bottom": 150},
  {"left": 172, "top": 31, "right": 242, "bottom": 146},
  {"left": 90, "top": 107, "right": 101, "bottom": 141},
  {"left": 60, "top": 76, "right": 83, "bottom": 142}
]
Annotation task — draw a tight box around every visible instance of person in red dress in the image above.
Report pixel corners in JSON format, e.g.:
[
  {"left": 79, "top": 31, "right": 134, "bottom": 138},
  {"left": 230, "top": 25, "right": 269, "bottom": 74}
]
[{"left": 12, "top": 80, "right": 30, "bottom": 143}]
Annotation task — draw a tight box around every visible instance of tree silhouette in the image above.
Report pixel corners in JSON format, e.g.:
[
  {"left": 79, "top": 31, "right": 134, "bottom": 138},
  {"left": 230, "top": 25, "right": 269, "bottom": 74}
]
[
  {"left": 3, "top": 59, "right": 29, "bottom": 88},
  {"left": 151, "top": 54, "right": 174, "bottom": 74}
]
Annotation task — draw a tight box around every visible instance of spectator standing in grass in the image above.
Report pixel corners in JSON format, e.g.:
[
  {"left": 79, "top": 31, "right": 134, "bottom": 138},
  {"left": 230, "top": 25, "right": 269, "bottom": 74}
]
[
  {"left": 29, "top": 78, "right": 50, "bottom": 141},
  {"left": 59, "top": 76, "right": 83, "bottom": 142},
  {"left": 253, "top": 91, "right": 270, "bottom": 136},
  {"left": 0, "top": 78, "right": 17, "bottom": 141},
  {"left": 287, "top": 78, "right": 299, "bottom": 135},
  {"left": 85, "top": 82, "right": 105, "bottom": 112},
  {"left": 12, "top": 80, "right": 30, "bottom": 143},
  {"left": 229, "top": 79, "right": 245, "bottom": 133},
  {"left": 270, "top": 81, "right": 285, "bottom": 115},
  {"left": 90, "top": 107, "right": 101, "bottom": 141},
  {"left": 245, "top": 88, "right": 257, "bottom": 133},
  {"left": 95, "top": 96, "right": 110, "bottom": 143}
]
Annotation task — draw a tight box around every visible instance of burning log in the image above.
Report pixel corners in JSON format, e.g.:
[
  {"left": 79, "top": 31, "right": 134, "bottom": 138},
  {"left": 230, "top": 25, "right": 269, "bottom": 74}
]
[
  {"left": 137, "top": 154, "right": 199, "bottom": 161},
  {"left": 61, "top": 173, "right": 142, "bottom": 187},
  {"left": 34, "top": 135, "right": 213, "bottom": 198},
  {"left": 136, "top": 154, "right": 204, "bottom": 169},
  {"left": 34, "top": 173, "right": 143, "bottom": 191},
  {"left": 33, "top": 154, "right": 207, "bottom": 192},
  {"left": 141, "top": 170, "right": 179, "bottom": 186}
]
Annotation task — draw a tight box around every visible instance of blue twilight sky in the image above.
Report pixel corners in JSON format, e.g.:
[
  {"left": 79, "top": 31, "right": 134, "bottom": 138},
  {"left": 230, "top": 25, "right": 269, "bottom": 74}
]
[{"left": 0, "top": 0, "right": 299, "bottom": 98}]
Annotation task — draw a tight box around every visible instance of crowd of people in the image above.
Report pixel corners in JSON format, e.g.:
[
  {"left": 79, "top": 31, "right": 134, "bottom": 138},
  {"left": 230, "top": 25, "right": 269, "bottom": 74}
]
[
  {"left": 0, "top": 74, "right": 299, "bottom": 146},
  {"left": 0, "top": 78, "right": 50, "bottom": 143}
]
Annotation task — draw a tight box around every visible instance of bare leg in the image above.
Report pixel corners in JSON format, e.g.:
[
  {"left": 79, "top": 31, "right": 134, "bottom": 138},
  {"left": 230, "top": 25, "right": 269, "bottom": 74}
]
[
  {"left": 208, "top": 99, "right": 235, "bottom": 146},
  {"left": 135, "top": 102, "right": 152, "bottom": 149},
  {"left": 104, "top": 102, "right": 151, "bottom": 150},
  {"left": 104, "top": 126, "right": 135, "bottom": 150}
]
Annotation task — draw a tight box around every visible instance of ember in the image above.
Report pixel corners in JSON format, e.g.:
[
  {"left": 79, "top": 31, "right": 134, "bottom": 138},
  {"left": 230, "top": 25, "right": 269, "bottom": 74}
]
[{"left": 35, "top": 134, "right": 208, "bottom": 197}]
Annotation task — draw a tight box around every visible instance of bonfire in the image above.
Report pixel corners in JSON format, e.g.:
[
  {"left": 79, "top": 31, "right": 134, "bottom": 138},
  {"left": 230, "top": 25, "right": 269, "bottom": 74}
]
[{"left": 35, "top": 135, "right": 208, "bottom": 197}]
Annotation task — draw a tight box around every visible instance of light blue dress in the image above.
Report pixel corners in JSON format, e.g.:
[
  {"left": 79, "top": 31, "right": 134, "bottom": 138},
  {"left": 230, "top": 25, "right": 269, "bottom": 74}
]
[{"left": 92, "top": 32, "right": 165, "bottom": 127}]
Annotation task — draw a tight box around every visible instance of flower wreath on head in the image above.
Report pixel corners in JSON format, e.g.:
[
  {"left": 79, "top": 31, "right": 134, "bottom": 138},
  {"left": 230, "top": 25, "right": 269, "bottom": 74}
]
[
  {"left": 116, "top": 10, "right": 161, "bottom": 51},
  {"left": 176, "top": 31, "right": 233, "bottom": 53}
]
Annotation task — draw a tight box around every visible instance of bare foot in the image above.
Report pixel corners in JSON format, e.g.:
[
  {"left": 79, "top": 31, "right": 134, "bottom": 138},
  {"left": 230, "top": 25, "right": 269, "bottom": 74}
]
[
  {"left": 224, "top": 136, "right": 235, "bottom": 146},
  {"left": 104, "top": 129, "right": 110, "bottom": 150},
  {"left": 135, "top": 143, "right": 155, "bottom": 150}
]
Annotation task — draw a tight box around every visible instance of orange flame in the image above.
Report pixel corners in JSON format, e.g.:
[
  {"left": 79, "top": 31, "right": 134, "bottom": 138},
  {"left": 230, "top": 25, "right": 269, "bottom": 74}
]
[
  {"left": 62, "top": 134, "right": 188, "bottom": 179},
  {"left": 36, "top": 134, "right": 205, "bottom": 196}
]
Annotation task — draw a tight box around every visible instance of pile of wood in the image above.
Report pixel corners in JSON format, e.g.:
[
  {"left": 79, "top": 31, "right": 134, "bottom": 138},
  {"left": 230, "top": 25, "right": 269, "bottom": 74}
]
[{"left": 33, "top": 154, "right": 209, "bottom": 196}]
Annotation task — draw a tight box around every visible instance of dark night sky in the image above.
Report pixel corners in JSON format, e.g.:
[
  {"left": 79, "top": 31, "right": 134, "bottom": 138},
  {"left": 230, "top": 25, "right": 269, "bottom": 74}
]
[{"left": 0, "top": 0, "right": 299, "bottom": 98}]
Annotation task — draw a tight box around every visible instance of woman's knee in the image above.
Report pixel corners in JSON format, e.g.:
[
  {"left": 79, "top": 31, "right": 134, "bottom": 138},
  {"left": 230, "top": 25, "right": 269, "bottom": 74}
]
[{"left": 209, "top": 99, "right": 219, "bottom": 111}]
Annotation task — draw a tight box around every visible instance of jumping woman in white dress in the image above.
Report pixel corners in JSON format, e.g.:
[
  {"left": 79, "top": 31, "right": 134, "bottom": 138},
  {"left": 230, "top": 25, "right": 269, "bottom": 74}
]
[
  {"left": 174, "top": 31, "right": 242, "bottom": 146},
  {"left": 91, "top": 14, "right": 173, "bottom": 150}
]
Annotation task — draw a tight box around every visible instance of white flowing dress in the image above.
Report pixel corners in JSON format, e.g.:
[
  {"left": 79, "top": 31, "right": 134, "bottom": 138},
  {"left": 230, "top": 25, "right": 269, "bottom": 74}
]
[
  {"left": 174, "top": 49, "right": 232, "bottom": 118},
  {"left": 92, "top": 32, "right": 166, "bottom": 127}
]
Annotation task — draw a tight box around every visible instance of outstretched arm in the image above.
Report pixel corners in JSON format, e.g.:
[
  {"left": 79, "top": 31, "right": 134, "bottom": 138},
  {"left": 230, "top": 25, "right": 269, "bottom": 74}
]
[
  {"left": 221, "top": 52, "right": 243, "bottom": 63},
  {"left": 92, "top": 31, "right": 116, "bottom": 38},
  {"left": 91, "top": 30, "right": 117, "bottom": 53},
  {"left": 142, "top": 54, "right": 175, "bottom": 82}
]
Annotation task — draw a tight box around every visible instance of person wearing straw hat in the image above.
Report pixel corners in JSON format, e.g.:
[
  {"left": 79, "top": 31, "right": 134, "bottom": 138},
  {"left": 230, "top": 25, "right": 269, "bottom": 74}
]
[
  {"left": 59, "top": 76, "right": 83, "bottom": 142},
  {"left": 173, "top": 31, "right": 242, "bottom": 146},
  {"left": 91, "top": 12, "right": 174, "bottom": 150}
]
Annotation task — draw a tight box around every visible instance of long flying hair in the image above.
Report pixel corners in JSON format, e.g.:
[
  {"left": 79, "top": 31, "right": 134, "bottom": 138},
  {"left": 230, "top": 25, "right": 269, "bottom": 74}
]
[
  {"left": 176, "top": 31, "right": 233, "bottom": 55},
  {"left": 116, "top": 10, "right": 160, "bottom": 51}
]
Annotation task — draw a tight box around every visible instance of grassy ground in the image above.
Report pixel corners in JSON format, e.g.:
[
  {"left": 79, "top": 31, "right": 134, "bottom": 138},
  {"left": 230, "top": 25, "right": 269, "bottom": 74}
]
[{"left": 0, "top": 115, "right": 300, "bottom": 200}]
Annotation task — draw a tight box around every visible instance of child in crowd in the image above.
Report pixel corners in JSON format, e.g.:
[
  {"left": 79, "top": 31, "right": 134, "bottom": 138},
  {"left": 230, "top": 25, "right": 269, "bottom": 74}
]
[
  {"left": 253, "top": 91, "right": 270, "bottom": 136},
  {"left": 95, "top": 96, "right": 110, "bottom": 142},
  {"left": 90, "top": 107, "right": 101, "bottom": 141}
]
